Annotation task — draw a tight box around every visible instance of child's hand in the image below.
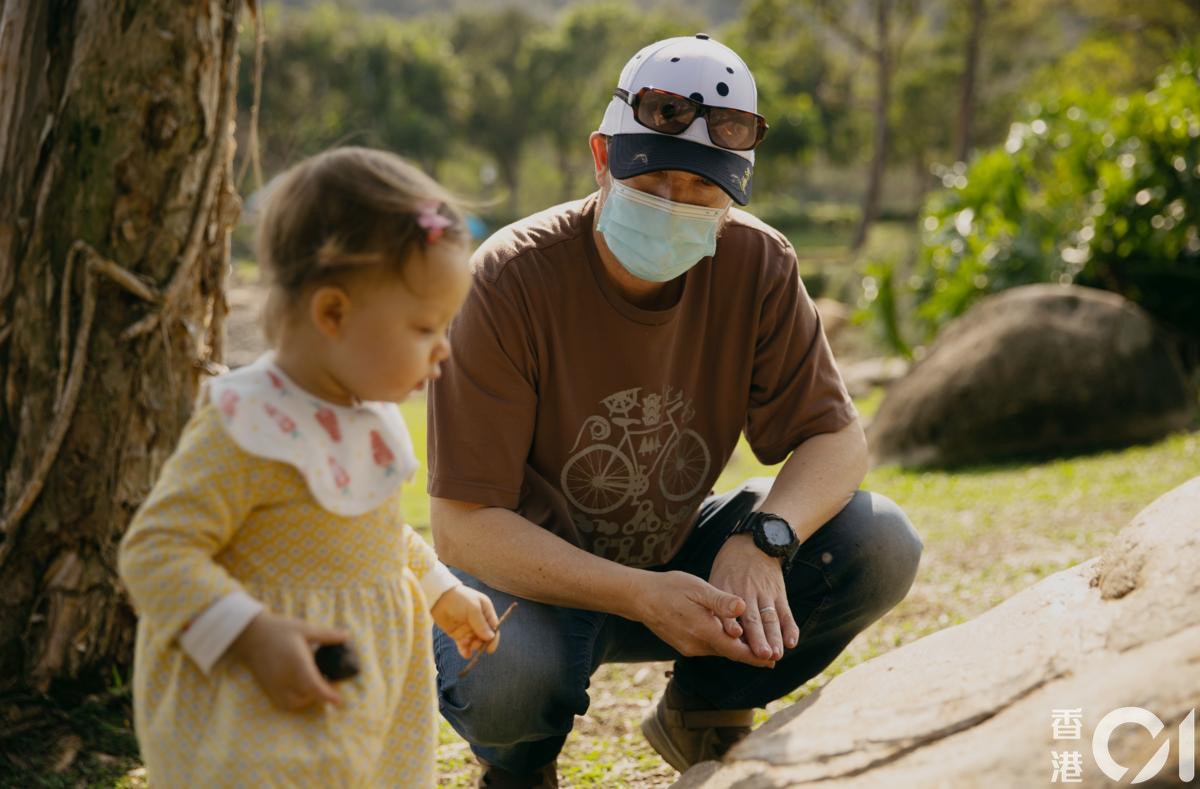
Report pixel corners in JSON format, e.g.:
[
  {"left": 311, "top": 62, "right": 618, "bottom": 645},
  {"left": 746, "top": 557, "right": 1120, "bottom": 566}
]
[
  {"left": 431, "top": 586, "right": 500, "bottom": 659},
  {"left": 228, "top": 611, "right": 348, "bottom": 711}
]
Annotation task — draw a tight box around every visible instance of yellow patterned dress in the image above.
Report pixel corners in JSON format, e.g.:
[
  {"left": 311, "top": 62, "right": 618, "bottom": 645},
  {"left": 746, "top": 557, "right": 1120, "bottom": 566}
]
[{"left": 119, "top": 401, "right": 442, "bottom": 787}]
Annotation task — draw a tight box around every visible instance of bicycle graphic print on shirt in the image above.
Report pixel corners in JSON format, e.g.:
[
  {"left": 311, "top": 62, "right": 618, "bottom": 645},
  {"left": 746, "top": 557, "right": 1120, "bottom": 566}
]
[{"left": 561, "top": 385, "right": 711, "bottom": 565}]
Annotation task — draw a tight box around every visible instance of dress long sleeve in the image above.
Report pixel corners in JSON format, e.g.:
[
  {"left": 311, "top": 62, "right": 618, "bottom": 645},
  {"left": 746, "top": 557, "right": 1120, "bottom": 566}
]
[
  {"left": 403, "top": 524, "right": 460, "bottom": 607},
  {"left": 118, "top": 404, "right": 261, "bottom": 654}
]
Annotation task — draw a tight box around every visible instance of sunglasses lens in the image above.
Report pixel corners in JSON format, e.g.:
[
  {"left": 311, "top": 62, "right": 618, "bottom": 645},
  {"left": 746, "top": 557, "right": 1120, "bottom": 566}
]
[
  {"left": 636, "top": 90, "right": 696, "bottom": 134},
  {"left": 706, "top": 108, "right": 759, "bottom": 150}
]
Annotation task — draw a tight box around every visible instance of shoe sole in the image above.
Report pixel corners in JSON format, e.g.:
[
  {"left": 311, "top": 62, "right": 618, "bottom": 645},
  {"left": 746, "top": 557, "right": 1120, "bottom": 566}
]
[{"left": 640, "top": 707, "right": 693, "bottom": 774}]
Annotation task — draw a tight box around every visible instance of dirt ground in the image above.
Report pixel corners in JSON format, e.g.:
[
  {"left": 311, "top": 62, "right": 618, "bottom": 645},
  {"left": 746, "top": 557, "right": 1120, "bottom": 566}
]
[{"left": 224, "top": 266, "right": 270, "bottom": 369}]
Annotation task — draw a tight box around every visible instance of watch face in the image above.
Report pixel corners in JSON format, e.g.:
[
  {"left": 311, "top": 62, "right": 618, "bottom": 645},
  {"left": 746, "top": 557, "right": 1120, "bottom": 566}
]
[{"left": 761, "top": 517, "right": 793, "bottom": 549}]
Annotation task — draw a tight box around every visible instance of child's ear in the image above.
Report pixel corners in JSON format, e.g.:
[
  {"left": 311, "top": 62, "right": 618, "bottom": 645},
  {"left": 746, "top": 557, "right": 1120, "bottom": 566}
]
[{"left": 310, "top": 286, "right": 350, "bottom": 340}]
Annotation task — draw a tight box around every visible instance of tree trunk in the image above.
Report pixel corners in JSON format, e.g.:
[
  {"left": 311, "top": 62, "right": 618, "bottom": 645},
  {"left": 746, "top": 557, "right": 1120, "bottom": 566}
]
[
  {"left": 849, "top": 0, "right": 892, "bottom": 253},
  {"left": 0, "top": 0, "right": 242, "bottom": 692},
  {"left": 912, "top": 149, "right": 929, "bottom": 212},
  {"left": 498, "top": 153, "right": 521, "bottom": 218},
  {"left": 954, "top": 0, "right": 985, "bottom": 163},
  {"left": 557, "top": 140, "right": 577, "bottom": 204}
]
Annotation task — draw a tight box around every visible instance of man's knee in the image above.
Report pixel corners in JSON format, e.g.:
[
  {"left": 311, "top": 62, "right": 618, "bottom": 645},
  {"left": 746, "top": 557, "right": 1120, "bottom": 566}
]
[
  {"left": 827, "top": 491, "right": 923, "bottom": 612},
  {"left": 436, "top": 623, "right": 584, "bottom": 748}
]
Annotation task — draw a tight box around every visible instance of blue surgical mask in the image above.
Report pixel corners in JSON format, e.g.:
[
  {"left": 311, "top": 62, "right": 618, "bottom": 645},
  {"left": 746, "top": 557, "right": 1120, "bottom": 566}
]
[{"left": 596, "top": 180, "right": 725, "bottom": 283}]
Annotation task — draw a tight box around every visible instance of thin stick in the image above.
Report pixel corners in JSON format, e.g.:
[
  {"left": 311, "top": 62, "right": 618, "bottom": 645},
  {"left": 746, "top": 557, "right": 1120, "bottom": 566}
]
[
  {"left": 457, "top": 602, "right": 517, "bottom": 679},
  {"left": 54, "top": 244, "right": 76, "bottom": 402},
  {"left": 84, "top": 242, "right": 160, "bottom": 303},
  {"left": 204, "top": 194, "right": 235, "bottom": 366},
  {"left": 120, "top": 311, "right": 159, "bottom": 341}
]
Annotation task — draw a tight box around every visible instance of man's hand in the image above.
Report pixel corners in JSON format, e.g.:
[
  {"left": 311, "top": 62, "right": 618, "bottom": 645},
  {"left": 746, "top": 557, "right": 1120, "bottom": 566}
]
[
  {"left": 228, "top": 611, "right": 348, "bottom": 711},
  {"left": 709, "top": 534, "right": 800, "bottom": 662},
  {"left": 635, "top": 570, "right": 777, "bottom": 668}
]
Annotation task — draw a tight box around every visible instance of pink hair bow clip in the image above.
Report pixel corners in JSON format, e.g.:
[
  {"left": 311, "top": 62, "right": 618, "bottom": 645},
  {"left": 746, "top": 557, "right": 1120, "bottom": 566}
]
[{"left": 416, "top": 201, "right": 453, "bottom": 243}]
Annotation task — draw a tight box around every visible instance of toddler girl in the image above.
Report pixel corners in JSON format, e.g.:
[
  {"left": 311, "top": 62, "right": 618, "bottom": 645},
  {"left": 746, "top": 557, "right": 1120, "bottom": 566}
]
[{"left": 119, "top": 147, "right": 496, "bottom": 787}]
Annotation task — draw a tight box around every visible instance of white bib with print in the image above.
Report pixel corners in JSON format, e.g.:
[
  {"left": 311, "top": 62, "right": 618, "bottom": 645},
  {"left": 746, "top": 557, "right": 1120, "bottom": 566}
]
[{"left": 206, "top": 353, "right": 419, "bottom": 517}]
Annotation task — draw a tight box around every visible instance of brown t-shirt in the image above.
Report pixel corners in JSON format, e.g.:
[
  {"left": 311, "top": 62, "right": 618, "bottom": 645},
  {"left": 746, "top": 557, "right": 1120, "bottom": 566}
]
[{"left": 428, "top": 194, "right": 855, "bottom": 568}]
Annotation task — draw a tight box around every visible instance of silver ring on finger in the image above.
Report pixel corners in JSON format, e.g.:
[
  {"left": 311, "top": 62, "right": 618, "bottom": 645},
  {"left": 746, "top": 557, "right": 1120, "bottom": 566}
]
[{"left": 759, "top": 605, "right": 777, "bottom": 616}]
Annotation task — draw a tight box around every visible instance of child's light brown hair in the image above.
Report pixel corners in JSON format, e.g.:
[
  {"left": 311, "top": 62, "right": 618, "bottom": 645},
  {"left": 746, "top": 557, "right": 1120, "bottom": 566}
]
[{"left": 256, "top": 146, "right": 469, "bottom": 342}]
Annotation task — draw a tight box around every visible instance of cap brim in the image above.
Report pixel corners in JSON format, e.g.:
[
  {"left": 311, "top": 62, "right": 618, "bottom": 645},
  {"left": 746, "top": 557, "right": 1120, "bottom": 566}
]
[{"left": 608, "top": 134, "right": 753, "bottom": 205}]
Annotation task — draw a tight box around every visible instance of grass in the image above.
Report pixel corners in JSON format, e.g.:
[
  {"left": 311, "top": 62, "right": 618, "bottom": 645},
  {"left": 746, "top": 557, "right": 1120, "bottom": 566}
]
[{"left": 11, "top": 396, "right": 1195, "bottom": 787}]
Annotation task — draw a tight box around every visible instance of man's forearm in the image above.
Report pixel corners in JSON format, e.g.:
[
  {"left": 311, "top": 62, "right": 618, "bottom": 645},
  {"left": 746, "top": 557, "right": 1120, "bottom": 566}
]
[
  {"left": 759, "top": 419, "right": 869, "bottom": 544},
  {"left": 431, "top": 498, "right": 650, "bottom": 620}
]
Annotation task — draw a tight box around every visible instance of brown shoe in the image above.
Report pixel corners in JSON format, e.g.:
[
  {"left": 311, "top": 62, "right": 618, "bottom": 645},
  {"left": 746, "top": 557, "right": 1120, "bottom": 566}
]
[
  {"left": 477, "top": 758, "right": 558, "bottom": 788},
  {"left": 640, "top": 679, "right": 754, "bottom": 772}
]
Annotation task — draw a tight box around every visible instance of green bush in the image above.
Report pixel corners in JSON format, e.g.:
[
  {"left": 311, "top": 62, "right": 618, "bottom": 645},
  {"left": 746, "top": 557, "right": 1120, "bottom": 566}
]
[{"left": 897, "top": 56, "right": 1200, "bottom": 340}]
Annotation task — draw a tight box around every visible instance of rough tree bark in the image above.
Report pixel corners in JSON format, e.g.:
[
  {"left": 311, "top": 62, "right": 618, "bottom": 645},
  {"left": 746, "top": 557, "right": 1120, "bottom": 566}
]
[{"left": 0, "top": 0, "right": 242, "bottom": 692}]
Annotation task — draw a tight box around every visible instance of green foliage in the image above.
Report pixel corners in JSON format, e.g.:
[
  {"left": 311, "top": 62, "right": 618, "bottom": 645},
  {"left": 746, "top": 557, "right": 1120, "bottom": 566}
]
[
  {"left": 239, "top": 4, "right": 465, "bottom": 174},
  {"left": 855, "top": 257, "right": 912, "bottom": 357},
  {"left": 888, "top": 25, "right": 958, "bottom": 169},
  {"left": 900, "top": 55, "right": 1200, "bottom": 339},
  {"left": 1022, "top": 38, "right": 1164, "bottom": 104},
  {"left": 720, "top": 0, "right": 844, "bottom": 178},
  {"left": 523, "top": 3, "right": 694, "bottom": 202},
  {"left": 724, "top": 0, "right": 826, "bottom": 175},
  {"left": 449, "top": 6, "right": 546, "bottom": 211},
  {"left": 1081, "top": 64, "right": 1200, "bottom": 333},
  {"left": 238, "top": 1, "right": 1196, "bottom": 233}
]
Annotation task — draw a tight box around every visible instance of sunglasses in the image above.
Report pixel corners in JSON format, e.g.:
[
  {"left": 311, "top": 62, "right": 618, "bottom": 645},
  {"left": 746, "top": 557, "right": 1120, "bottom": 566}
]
[{"left": 614, "top": 87, "right": 769, "bottom": 151}]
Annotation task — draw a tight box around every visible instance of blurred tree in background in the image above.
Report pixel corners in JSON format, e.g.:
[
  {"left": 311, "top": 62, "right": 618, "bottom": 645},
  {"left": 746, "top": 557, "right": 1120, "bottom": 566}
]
[
  {"left": 449, "top": 7, "right": 546, "bottom": 215},
  {"left": 240, "top": 0, "right": 1198, "bottom": 354},
  {"left": 238, "top": 5, "right": 464, "bottom": 177},
  {"left": 723, "top": 0, "right": 827, "bottom": 194},
  {"left": 801, "top": 0, "right": 924, "bottom": 252},
  {"left": 524, "top": 4, "right": 691, "bottom": 203},
  {"left": 241, "top": 0, "right": 1195, "bottom": 220}
]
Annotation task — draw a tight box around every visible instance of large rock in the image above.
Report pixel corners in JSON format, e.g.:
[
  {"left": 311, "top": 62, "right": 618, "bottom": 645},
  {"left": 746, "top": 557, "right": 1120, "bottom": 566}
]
[
  {"left": 675, "top": 477, "right": 1200, "bottom": 788},
  {"left": 868, "top": 285, "right": 1196, "bottom": 467},
  {"left": 839, "top": 356, "right": 910, "bottom": 399},
  {"left": 815, "top": 298, "right": 851, "bottom": 341}
]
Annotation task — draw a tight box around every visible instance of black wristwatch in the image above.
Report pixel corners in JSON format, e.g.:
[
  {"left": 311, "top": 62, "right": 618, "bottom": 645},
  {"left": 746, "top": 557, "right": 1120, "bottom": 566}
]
[{"left": 731, "top": 510, "right": 800, "bottom": 573}]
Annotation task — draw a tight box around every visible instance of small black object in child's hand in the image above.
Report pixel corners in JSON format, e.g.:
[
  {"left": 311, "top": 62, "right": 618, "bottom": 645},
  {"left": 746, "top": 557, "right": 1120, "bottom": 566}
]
[{"left": 314, "top": 642, "right": 360, "bottom": 682}]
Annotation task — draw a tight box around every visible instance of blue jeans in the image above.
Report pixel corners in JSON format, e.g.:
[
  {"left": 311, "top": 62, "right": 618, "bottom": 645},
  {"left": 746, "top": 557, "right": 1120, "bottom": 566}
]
[{"left": 433, "top": 479, "right": 923, "bottom": 774}]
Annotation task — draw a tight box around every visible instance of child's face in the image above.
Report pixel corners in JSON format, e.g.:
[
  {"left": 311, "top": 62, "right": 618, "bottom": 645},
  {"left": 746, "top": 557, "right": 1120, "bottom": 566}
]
[{"left": 323, "top": 242, "right": 471, "bottom": 403}]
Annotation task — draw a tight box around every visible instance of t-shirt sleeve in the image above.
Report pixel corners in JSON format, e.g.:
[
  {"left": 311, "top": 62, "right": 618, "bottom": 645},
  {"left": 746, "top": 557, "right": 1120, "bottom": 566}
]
[
  {"left": 427, "top": 270, "right": 537, "bottom": 509},
  {"left": 744, "top": 247, "right": 857, "bottom": 465}
]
